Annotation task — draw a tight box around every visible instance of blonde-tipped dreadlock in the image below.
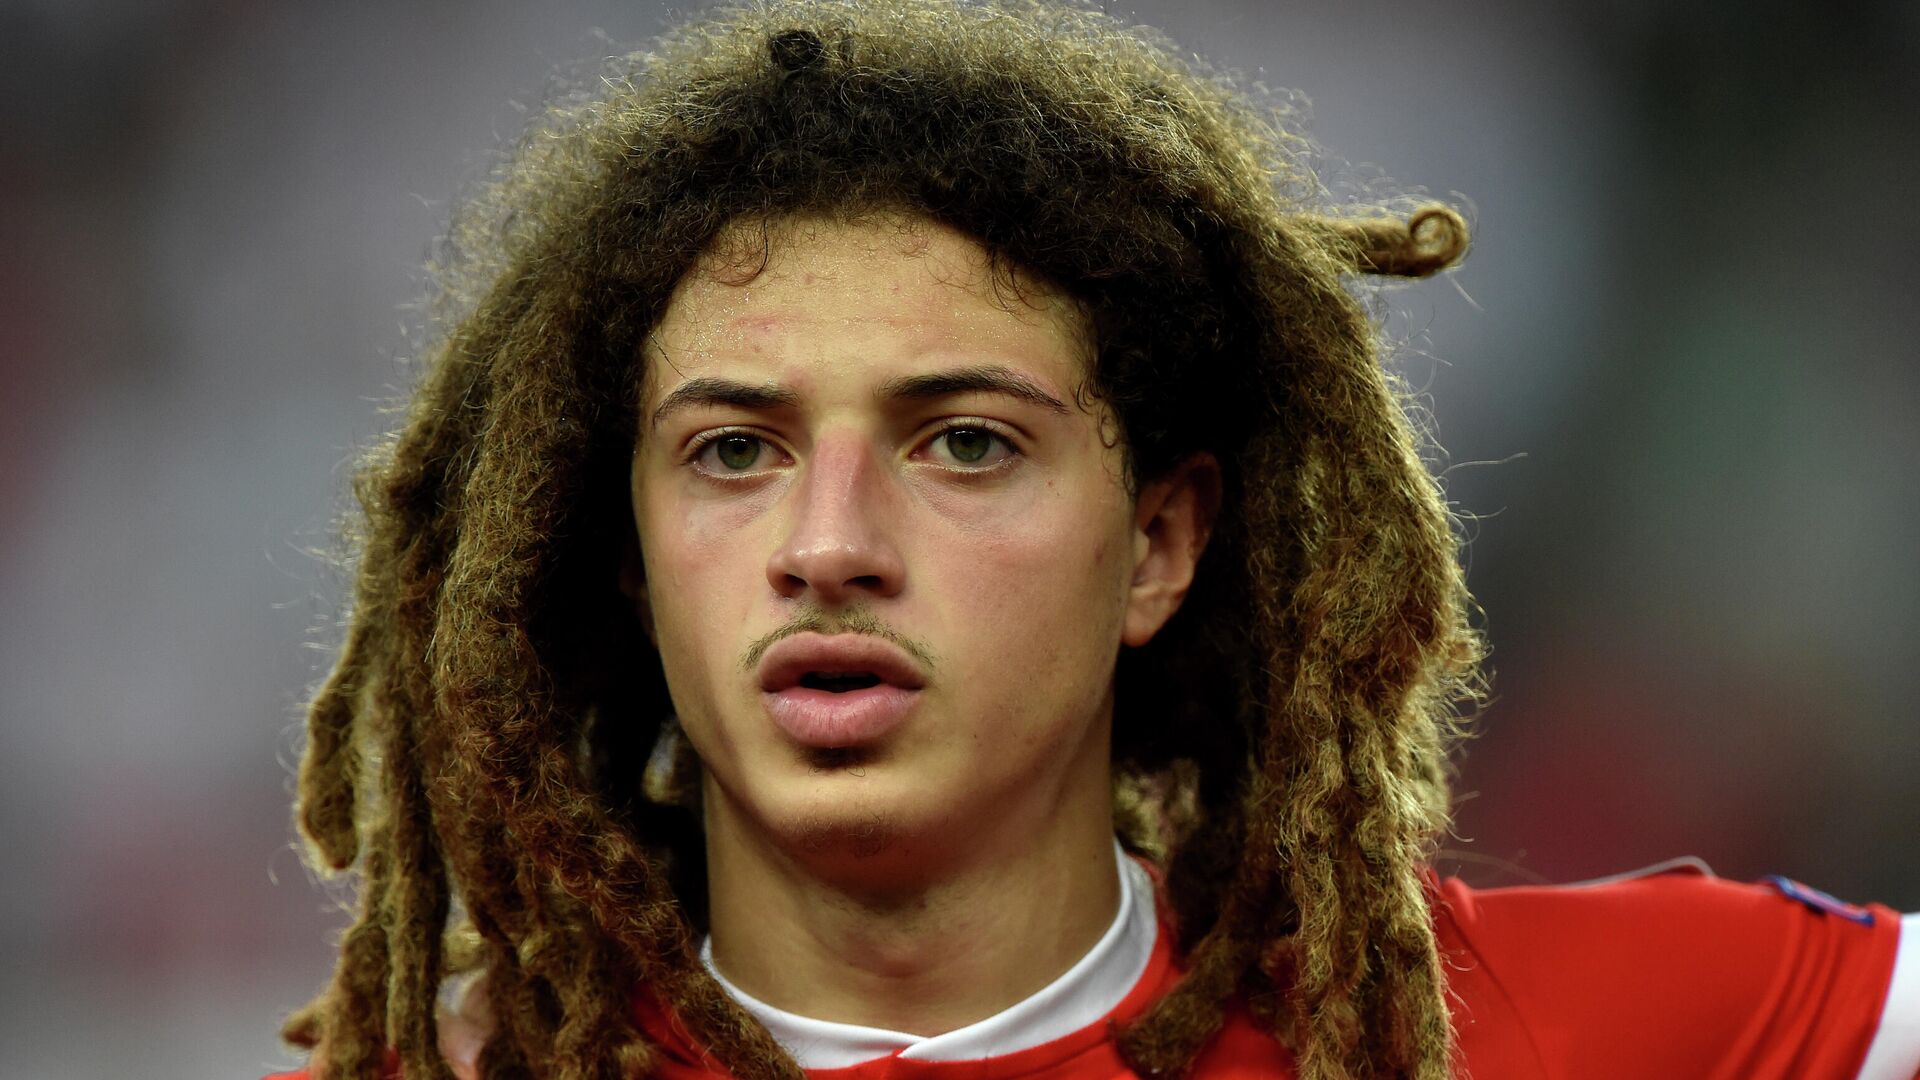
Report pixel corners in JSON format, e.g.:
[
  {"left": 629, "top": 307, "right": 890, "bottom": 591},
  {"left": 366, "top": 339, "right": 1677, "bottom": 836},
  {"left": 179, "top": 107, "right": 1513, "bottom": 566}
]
[{"left": 285, "top": 2, "right": 1482, "bottom": 1078}]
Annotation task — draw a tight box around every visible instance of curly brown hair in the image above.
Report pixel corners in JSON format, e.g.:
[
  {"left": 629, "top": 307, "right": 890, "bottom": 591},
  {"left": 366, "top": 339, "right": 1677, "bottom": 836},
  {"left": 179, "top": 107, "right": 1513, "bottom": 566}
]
[{"left": 281, "top": 2, "right": 1481, "bottom": 1078}]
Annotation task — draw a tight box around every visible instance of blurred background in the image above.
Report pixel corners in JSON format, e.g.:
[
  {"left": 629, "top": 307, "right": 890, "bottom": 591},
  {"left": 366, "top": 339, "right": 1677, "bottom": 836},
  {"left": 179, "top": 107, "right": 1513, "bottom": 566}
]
[{"left": 1, "top": 0, "right": 1914, "bottom": 1075}]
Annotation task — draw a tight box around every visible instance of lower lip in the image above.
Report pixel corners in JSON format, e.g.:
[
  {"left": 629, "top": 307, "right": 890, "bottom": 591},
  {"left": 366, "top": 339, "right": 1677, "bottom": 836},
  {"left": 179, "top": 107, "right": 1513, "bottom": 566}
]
[{"left": 762, "top": 685, "right": 920, "bottom": 747}]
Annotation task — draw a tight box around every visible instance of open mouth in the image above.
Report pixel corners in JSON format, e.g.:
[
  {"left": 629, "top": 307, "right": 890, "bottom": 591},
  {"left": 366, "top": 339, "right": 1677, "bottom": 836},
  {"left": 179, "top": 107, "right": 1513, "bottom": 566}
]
[
  {"left": 755, "top": 634, "right": 926, "bottom": 747},
  {"left": 798, "top": 671, "right": 884, "bottom": 693}
]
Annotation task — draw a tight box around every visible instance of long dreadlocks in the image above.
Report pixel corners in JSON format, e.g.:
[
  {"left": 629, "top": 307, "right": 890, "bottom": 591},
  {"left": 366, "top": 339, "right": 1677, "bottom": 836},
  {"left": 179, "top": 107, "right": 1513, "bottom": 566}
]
[{"left": 283, "top": 2, "right": 1482, "bottom": 1077}]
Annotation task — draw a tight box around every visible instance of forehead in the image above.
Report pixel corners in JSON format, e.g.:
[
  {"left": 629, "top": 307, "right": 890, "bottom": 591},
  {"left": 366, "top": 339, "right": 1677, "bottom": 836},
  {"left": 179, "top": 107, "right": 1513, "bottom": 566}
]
[{"left": 642, "top": 214, "right": 1091, "bottom": 396}]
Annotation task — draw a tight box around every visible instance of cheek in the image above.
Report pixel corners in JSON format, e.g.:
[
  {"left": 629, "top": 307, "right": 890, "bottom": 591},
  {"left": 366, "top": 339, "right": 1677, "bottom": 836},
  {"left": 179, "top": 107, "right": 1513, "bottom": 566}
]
[
  {"left": 983, "top": 475, "right": 1130, "bottom": 581},
  {"left": 919, "top": 482, "right": 1133, "bottom": 668},
  {"left": 639, "top": 479, "right": 778, "bottom": 594},
  {"left": 651, "top": 476, "right": 782, "bottom": 552},
  {"left": 635, "top": 482, "right": 781, "bottom": 691}
]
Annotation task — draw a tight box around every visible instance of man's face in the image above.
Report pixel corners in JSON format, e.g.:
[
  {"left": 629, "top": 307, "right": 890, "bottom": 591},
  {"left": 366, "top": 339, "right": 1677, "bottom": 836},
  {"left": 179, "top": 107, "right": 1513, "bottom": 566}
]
[{"left": 629, "top": 214, "right": 1178, "bottom": 880}]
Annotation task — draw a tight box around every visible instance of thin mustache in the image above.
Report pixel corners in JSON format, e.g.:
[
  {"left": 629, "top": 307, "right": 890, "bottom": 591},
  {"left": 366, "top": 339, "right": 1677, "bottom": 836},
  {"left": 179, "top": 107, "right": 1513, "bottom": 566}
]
[{"left": 741, "top": 605, "right": 938, "bottom": 675}]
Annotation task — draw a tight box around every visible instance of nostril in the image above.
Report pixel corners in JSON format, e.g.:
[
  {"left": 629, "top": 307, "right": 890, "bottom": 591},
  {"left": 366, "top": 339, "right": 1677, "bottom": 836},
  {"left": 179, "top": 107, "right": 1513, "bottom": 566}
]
[{"left": 766, "top": 517, "right": 907, "bottom": 600}]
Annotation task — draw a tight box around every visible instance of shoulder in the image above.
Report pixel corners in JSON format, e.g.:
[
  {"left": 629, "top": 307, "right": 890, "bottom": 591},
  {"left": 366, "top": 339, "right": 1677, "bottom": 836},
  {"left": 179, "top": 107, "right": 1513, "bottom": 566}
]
[
  {"left": 1431, "top": 861, "right": 1912, "bottom": 1080},
  {"left": 1434, "top": 859, "right": 1900, "bottom": 999}
]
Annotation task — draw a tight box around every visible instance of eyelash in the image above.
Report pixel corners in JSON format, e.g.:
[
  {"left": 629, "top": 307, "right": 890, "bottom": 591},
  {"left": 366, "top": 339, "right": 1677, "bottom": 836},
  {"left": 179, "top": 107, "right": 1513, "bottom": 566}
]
[
  {"left": 682, "top": 427, "right": 785, "bottom": 476},
  {"left": 920, "top": 420, "right": 1021, "bottom": 471},
  {"left": 682, "top": 420, "right": 1022, "bottom": 477}
]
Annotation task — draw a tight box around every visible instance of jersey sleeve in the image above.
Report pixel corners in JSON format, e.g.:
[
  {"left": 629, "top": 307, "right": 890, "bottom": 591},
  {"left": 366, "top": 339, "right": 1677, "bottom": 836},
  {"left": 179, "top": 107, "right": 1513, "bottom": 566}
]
[
  {"left": 1433, "top": 865, "right": 1907, "bottom": 1080},
  {"left": 1857, "top": 912, "right": 1920, "bottom": 1080}
]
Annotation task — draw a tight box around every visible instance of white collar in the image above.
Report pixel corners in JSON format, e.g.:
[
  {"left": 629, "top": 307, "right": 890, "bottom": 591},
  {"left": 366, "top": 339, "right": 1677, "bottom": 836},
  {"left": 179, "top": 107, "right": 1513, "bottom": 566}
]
[{"left": 701, "top": 840, "right": 1158, "bottom": 1069}]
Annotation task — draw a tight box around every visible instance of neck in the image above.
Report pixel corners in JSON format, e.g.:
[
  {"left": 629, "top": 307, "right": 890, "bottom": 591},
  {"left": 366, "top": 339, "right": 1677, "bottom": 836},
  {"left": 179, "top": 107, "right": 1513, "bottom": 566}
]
[{"left": 701, "top": 766, "right": 1119, "bottom": 1035}]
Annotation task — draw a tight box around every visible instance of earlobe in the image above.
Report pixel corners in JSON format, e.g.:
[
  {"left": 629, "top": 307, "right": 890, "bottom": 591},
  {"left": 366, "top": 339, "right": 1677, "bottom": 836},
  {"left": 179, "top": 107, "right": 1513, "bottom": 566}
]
[{"left": 1122, "top": 453, "right": 1221, "bottom": 647}]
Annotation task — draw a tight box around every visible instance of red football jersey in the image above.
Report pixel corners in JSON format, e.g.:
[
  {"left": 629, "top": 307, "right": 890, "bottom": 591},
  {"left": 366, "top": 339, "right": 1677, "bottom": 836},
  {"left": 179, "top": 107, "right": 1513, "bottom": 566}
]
[
  {"left": 264, "top": 866, "right": 1914, "bottom": 1079},
  {"left": 1434, "top": 865, "right": 1909, "bottom": 1079}
]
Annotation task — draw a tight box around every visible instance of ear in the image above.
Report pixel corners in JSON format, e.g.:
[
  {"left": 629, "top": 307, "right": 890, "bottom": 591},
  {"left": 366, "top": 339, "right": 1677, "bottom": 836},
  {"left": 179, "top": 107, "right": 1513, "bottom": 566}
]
[
  {"left": 617, "top": 526, "right": 658, "bottom": 644},
  {"left": 1122, "top": 452, "right": 1222, "bottom": 647}
]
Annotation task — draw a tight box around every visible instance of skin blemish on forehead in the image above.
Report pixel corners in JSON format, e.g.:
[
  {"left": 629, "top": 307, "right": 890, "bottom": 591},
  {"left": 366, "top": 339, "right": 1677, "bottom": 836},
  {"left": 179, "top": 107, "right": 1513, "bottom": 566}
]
[{"left": 735, "top": 314, "right": 789, "bottom": 337}]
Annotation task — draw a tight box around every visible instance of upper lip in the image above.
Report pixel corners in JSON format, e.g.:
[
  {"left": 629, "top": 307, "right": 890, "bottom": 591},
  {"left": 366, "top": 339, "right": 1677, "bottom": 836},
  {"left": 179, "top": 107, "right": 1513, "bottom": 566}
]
[{"left": 757, "top": 633, "right": 929, "bottom": 692}]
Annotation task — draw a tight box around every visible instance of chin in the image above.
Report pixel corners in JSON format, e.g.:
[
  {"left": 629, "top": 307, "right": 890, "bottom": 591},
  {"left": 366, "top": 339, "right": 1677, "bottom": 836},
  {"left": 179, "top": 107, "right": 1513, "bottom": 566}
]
[
  {"left": 796, "top": 744, "right": 882, "bottom": 772},
  {"left": 744, "top": 761, "right": 958, "bottom": 866},
  {"left": 792, "top": 808, "right": 900, "bottom": 860}
]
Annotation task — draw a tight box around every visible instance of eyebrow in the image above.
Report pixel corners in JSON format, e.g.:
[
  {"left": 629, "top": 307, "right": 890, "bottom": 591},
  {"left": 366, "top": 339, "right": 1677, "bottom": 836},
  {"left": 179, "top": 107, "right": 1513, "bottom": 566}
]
[
  {"left": 649, "top": 364, "right": 1069, "bottom": 433},
  {"left": 649, "top": 377, "right": 803, "bottom": 433},
  {"left": 876, "top": 365, "right": 1069, "bottom": 414}
]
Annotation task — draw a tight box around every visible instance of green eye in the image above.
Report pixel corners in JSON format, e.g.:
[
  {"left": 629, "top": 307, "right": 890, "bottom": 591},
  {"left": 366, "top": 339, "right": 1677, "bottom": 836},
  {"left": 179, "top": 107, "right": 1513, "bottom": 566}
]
[
  {"left": 941, "top": 428, "right": 995, "bottom": 464},
  {"left": 712, "top": 435, "right": 762, "bottom": 470}
]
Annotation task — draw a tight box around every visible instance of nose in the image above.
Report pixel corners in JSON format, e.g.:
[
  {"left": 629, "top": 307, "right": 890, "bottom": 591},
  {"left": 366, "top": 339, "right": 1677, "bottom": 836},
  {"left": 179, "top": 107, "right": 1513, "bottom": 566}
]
[{"left": 765, "top": 435, "right": 906, "bottom": 604}]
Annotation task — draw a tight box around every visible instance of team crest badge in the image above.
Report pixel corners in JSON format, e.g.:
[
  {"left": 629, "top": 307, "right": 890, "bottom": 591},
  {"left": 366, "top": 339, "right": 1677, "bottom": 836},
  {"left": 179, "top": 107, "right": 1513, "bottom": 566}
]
[{"left": 1763, "top": 875, "right": 1876, "bottom": 926}]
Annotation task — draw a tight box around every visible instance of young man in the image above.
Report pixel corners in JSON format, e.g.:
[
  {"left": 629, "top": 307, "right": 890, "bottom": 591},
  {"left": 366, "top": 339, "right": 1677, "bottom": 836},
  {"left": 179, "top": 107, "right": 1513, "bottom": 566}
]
[{"left": 272, "top": 2, "right": 1917, "bottom": 1078}]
